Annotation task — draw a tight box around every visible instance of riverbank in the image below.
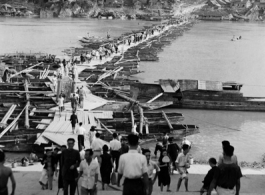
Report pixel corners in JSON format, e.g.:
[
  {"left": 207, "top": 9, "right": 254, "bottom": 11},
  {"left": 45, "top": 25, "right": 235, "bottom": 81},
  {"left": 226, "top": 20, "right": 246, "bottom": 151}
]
[{"left": 5, "top": 165, "right": 265, "bottom": 195}]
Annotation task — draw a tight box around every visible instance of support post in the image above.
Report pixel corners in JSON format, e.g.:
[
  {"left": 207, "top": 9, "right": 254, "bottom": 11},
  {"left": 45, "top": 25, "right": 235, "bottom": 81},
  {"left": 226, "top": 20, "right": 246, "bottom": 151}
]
[
  {"left": 130, "top": 110, "right": 134, "bottom": 133},
  {"left": 138, "top": 106, "right": 144, "bottom": 134},
  {"left": 56, "top": 77, "right": 62, "bottom": 102},
  {"left": 24, "top": 79, "right": 30, "bottom": 129}
]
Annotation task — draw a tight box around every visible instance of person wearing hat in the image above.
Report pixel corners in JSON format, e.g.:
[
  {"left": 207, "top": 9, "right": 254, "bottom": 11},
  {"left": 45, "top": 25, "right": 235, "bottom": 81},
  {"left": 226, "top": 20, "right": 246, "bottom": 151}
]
[{"left": 117, "top": 134, "right": 149, "bottom": 195}]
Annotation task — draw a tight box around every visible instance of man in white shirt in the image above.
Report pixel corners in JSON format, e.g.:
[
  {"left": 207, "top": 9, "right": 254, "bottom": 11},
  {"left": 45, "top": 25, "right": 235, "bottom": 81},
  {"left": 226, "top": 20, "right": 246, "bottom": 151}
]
[
  {"left": 77, "top": 149, "right": 99, "bottom": 195},
  {"left": 110, "top": 133, "right": 121, "bottom": 172},
  {"left": 117, "top": 134, "right": 149, "bottom": 195},
  {"left": 91, "top": 133, "right": 103, "bottom": 160},
  {"left": 76, "top": 122, "right": 86, "bottom": 152}
]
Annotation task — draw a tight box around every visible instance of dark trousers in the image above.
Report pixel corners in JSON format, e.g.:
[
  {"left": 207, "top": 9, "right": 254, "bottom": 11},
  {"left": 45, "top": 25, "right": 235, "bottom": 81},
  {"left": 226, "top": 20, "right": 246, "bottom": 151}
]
[
  {"left": 123, "top": 178, "right": 145, "bottom": 195},
  {"left": 111, "top": 151, "right": 120, "bottom": 172},
  {"left": 63, "top": 179, "right": 76, "bottom": 195},
  {"left": 78, "top": 135, "right": 85, "bottom": 151}
]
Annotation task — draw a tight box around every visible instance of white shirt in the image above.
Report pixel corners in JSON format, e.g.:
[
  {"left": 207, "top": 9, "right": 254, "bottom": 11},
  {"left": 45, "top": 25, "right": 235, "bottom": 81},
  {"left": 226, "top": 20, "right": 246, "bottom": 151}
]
[
  {"left": 91, "top": 138, "right": 103, "bottom": 151},
  {"left": 110, "top": 139, "right": 121, "bottom": 151},
  {"left": 118, "top": 150, "right": 148, "bottom": 179},
  {"left": 76, "top": 126, "right": 86, "bottom": 135},
  {"left": 176, "top": 152, "right": 191, "bottom": 167},
  {"left": 79, "top": 159, "right": 99, "bottom": 190},
  {"left": 58, "top": 97, "right": 64, "bottom": 107},
  {"left": 147, "top": 160, "right": 160, "bottom": 178}
]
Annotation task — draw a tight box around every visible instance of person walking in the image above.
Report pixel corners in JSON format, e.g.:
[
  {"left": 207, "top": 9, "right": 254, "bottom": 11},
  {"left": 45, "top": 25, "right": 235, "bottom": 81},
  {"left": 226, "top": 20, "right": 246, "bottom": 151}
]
[
  {"left": 207, "top": 145, "right": 242, "bottom": 195},
  {"left": 61, "top": 138, "right": 81, "bottom": 195},
  {"left": 76, "top": 122, "right": 86, "bottom": 152},
  {"left": 77, "top": 149, "right": 99, "bottom": 195},
  {"left": 70, "top": 93, "right": 79, "bottom": 112},
  {"left": 99, "top": 145, "right": 113, "bottom": 190},
  {"left": 89, "top": 126, "right": 96, "bottom": 146},
  {"left": 143, "top": 149, "right": 160, "bottom": 195},
  {"left": 120, "top": 138, "right": 129, "bottom": 155},
  {"left": 43, "top": 149, "right": 57, "bottom": 190},
  {"left": 56, "top": 145, "right": 67, "bottom": 192},
  {"left": 79, "top": 86, "right": 86, "bottom": 109},
  {"left": 117, "top": 134, "right": 149, "bottom": 195},
  {"left": 58, "top": 95, "right": 64, "bottom": 117},
  {"left": 70, "top": 111, "right": 78, "bottom": 134},
  {"left": 91, "top": 133, "right": 103, "bottom": 160},
  {"left": 109, "top": 133, "right": 121, "bottom": 172},
  {"left": 0, "top": 151, "right": 16, "bottom": 195},
  {"left": 167, "top": 137, "right": 180, "bottom": 174},
  {"left": 158, "top": 150, "right": 171, "bottom": 192}
]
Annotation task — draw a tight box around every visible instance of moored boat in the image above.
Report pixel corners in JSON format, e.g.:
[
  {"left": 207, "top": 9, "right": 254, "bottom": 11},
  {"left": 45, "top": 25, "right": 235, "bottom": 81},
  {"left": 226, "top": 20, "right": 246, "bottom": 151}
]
[{"left": 130, "top": 79, "right": 265, "bottom": 112}]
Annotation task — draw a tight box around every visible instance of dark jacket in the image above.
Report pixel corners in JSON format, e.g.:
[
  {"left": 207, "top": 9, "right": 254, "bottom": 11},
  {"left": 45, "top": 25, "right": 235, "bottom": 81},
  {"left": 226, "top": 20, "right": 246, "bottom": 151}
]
[
  {"left": 61, "top": 149, "right": 81, "bottom": 181},
  {"left": 202, "top": 166, "right": 218, "bottom": 189},
  {"left": 70, "top": 114, "right": 78, "bottom": 124}
]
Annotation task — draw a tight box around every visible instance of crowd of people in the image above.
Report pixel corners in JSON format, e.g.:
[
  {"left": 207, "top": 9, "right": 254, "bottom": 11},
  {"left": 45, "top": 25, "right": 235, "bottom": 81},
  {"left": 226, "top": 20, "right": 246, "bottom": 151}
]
[{"left": 0, "top": 133, "right": 243, "bottom": 195}]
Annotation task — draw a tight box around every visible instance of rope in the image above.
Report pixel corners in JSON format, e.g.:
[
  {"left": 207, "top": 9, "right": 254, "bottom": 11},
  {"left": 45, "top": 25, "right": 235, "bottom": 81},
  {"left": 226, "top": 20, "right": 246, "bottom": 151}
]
[{"left": 184, "top": 114, "right": 241, "bottom": 131}]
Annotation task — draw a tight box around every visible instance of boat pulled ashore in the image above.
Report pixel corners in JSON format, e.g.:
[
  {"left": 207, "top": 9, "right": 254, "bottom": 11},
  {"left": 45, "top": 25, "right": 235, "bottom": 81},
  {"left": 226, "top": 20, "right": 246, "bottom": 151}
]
[{"left": 130, "top": 79, "right": 265, "bottom": 112}]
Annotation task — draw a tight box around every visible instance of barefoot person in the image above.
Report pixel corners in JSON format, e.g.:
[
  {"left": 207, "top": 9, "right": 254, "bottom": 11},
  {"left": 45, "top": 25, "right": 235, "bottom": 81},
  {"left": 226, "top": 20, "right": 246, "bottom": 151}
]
[
  {"left": 117, "top": 134, "right": 149, "bottom": 195},
  {"left": 176, "top": 144, "right": 191, "bottom": 192},
  {"left": 0, "top": 151, "right": 16, "bottom": 195}
]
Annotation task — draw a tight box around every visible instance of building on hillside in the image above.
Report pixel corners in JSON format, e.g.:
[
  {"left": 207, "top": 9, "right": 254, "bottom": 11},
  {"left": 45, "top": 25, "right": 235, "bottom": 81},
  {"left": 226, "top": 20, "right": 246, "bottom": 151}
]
[{"left": 231, "top": 0, "right": 252, "bottom": 9}]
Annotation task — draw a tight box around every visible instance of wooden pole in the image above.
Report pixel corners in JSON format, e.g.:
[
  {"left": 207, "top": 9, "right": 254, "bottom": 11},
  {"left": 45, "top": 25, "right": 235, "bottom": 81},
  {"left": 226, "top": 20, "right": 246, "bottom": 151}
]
[
  {"left": 138, "top": 106, "right": 144, "bottom": 134},
  {"left": 130, "top": 110, "right": 134, "bottom": 133},
  {"left": 162, "top": 110, "right": 173, "bottom": 130},
  {"left": 24, "top": 79, "right": 30, "bottom": 129},
  {"left": 56, "top": 77, "right": 62, "bottom": 102}
]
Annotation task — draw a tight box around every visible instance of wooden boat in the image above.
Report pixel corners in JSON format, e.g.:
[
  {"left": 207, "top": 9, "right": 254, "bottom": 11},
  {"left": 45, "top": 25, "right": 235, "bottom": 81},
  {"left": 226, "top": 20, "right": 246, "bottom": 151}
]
[
  {"left": 130, "top": 79, "right": 265, "bottom": 112},
  {"left": 101, "top": 122, "right": 199, "bottom": 141},
  {"left": 102, "top": 111, "right": 185, "bottom": 124}
]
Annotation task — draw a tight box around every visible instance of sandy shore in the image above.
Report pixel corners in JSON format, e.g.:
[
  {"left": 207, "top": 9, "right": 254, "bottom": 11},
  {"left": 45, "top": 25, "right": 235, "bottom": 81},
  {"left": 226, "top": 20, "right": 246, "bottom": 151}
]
[{"left": 6, "top": 163, "right": 265, "bottom": 195}]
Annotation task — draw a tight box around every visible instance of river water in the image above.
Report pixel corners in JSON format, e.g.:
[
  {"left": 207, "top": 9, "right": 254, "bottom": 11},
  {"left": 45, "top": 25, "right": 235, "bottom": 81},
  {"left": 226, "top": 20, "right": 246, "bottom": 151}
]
[{"left": 1, "top": 18, "right": 265, "bottom": 163}]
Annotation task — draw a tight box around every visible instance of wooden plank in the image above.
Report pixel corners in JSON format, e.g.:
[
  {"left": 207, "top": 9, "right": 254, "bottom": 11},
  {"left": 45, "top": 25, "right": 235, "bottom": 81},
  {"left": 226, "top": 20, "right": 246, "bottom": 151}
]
[{"left": 162, "top": 110, "right": 173, "bottom": 130}]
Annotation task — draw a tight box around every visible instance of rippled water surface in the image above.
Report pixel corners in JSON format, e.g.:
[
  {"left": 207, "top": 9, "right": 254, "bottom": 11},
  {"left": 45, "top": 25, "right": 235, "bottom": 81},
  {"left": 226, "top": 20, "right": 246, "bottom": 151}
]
[{"left": 1, "top": 19, "right": 265, "bottom": 162}]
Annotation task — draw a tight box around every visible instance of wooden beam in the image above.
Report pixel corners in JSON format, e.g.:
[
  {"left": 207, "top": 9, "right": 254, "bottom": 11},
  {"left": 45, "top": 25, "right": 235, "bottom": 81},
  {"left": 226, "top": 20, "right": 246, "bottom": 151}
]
[
  {"left": 0, "top": 91, "right": 53, "bottom": 94},
  {"left": 162, "top": 110, "right": 173, "bottom": 130},
  {"left": 147, "top": 93, "right": 163, "bottom": 103}
]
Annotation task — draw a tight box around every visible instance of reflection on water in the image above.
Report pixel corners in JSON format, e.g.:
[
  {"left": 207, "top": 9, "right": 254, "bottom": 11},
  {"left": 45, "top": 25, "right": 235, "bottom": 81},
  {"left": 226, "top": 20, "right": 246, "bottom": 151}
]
[{"left": 1, "top": 19, "right": 265, "bottom": 162}]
